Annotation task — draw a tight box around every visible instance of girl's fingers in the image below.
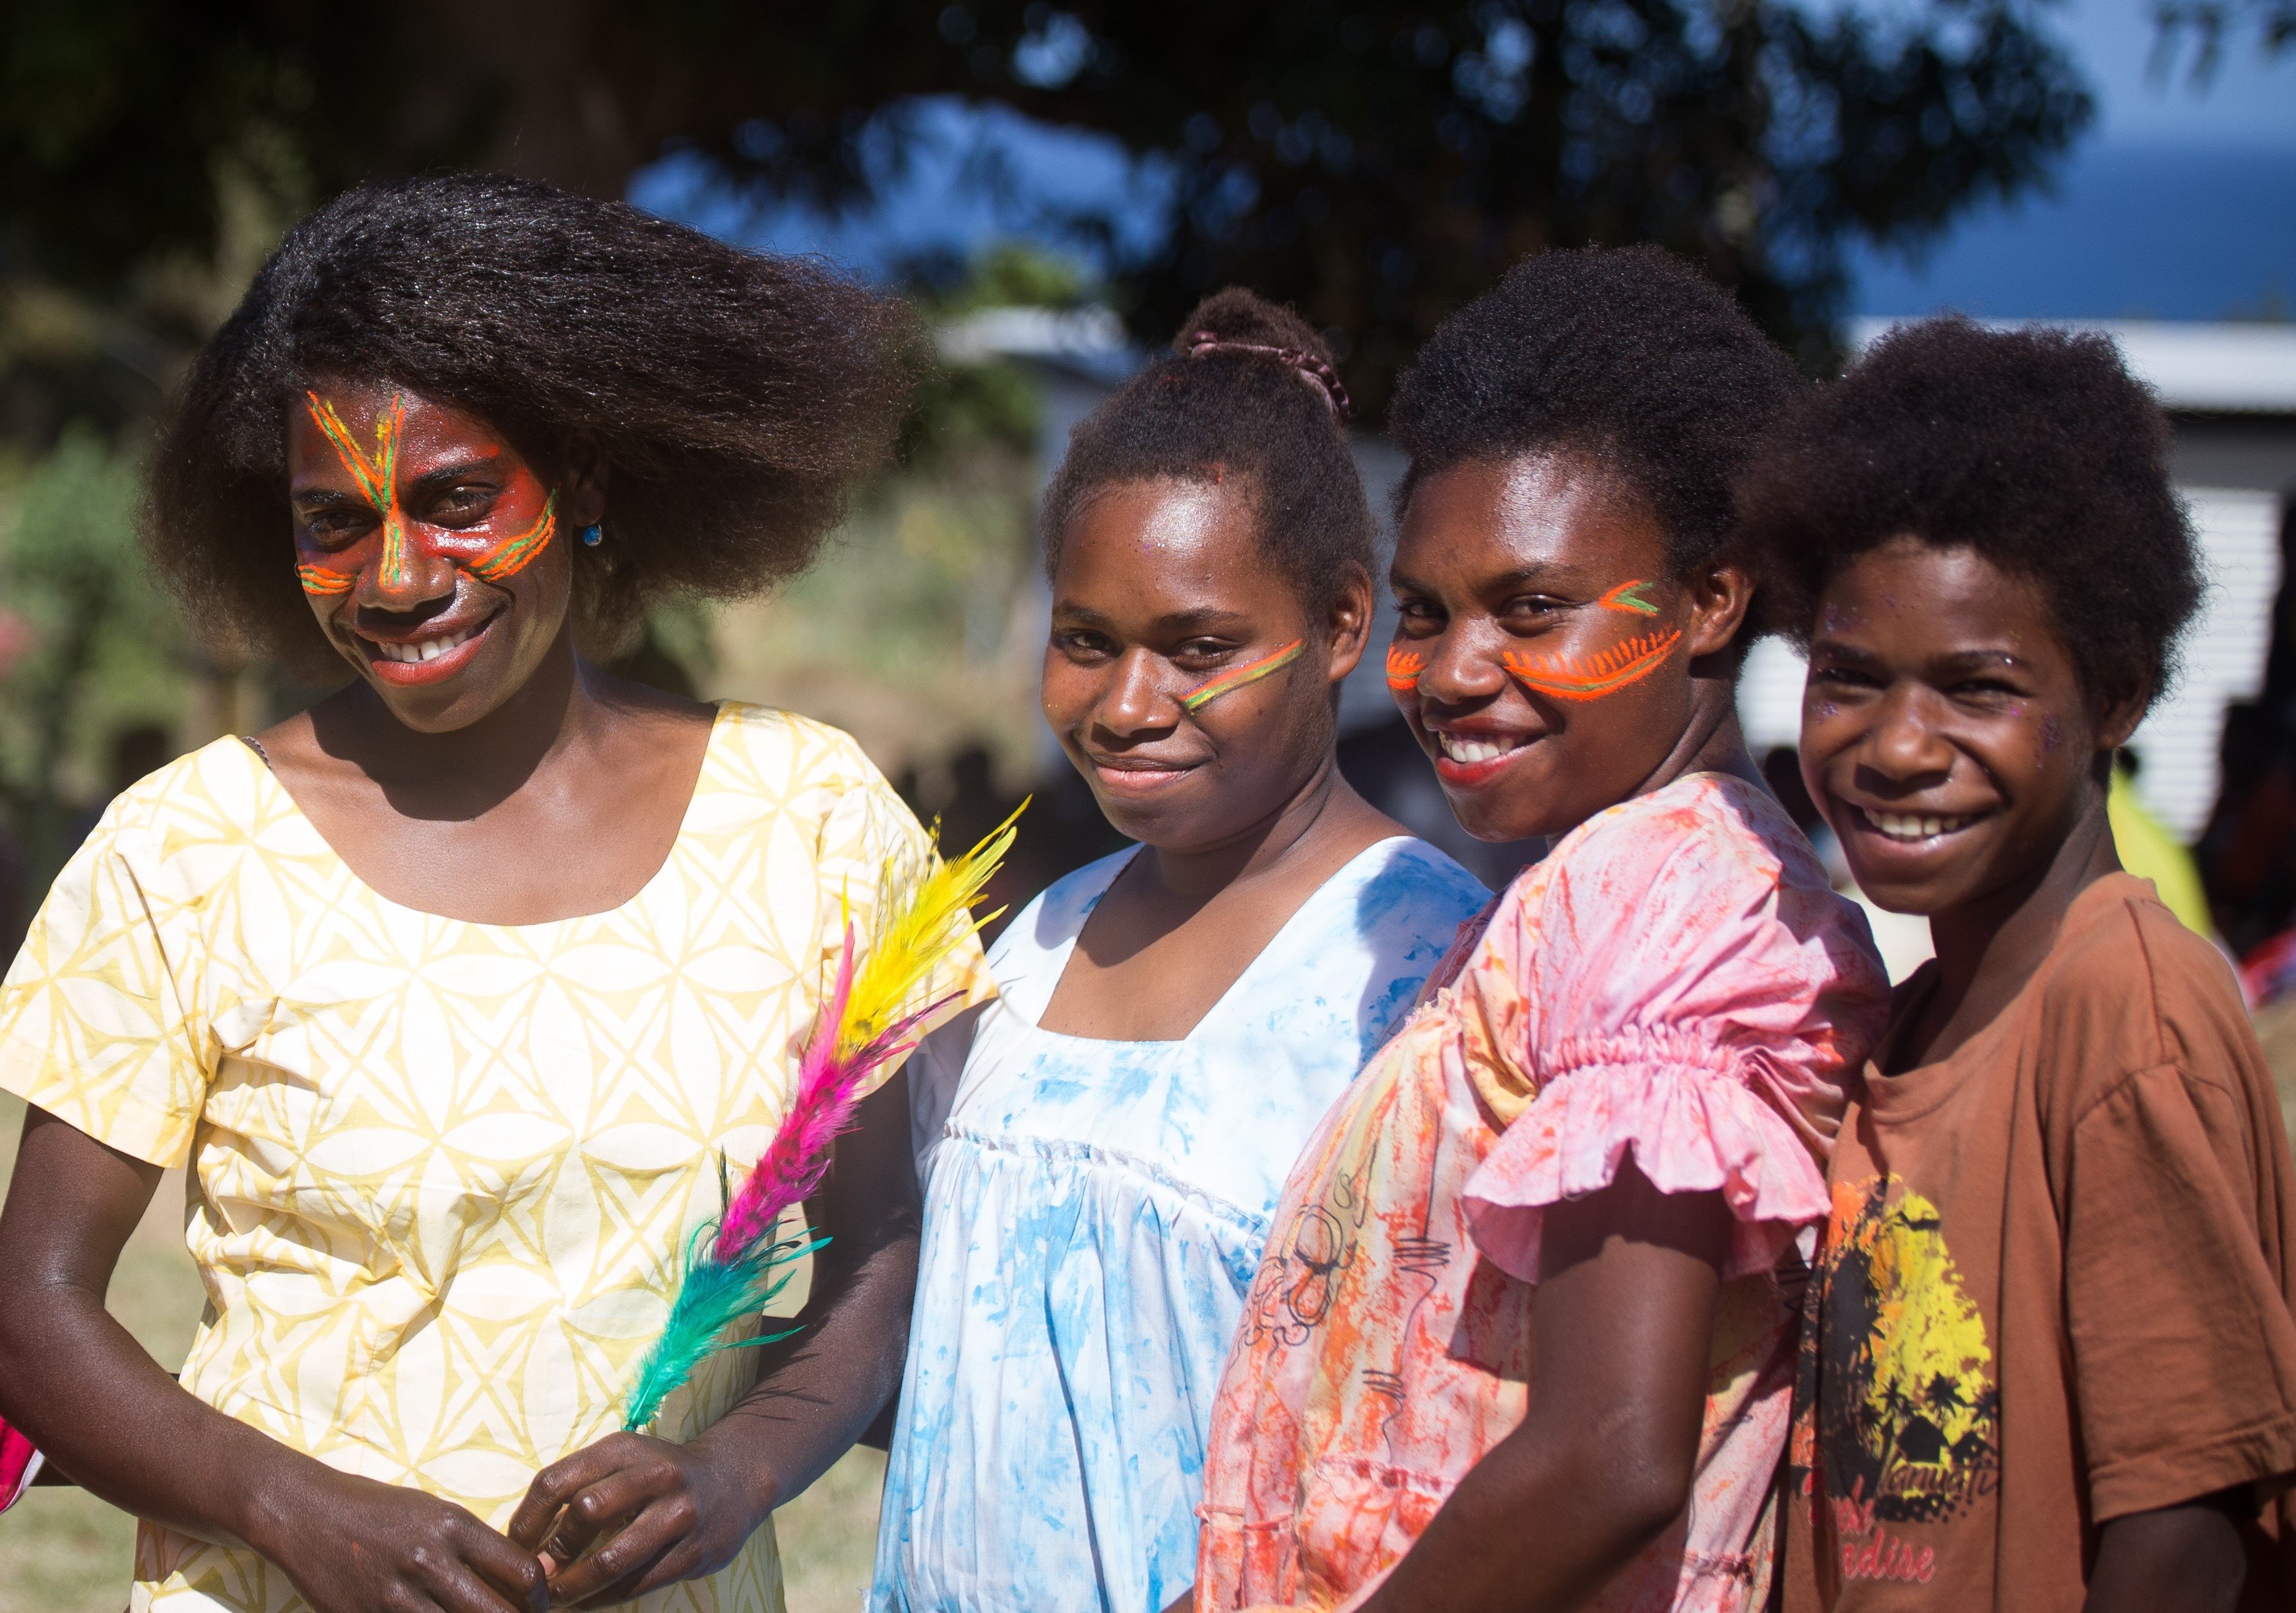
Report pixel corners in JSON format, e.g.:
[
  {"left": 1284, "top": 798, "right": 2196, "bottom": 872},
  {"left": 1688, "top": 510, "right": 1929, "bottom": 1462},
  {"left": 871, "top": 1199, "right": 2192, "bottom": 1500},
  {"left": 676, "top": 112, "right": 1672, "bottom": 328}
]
[
  {"left": 413, "top": 1552, "right": 531, "bottom": 1613},
  {"left": 448, "top": 1515, "right": 550, "bottom": 1612},
  {"left": 507, "top": 1443, "right": 627, "bottom": 1550},
  {"left": 552, "top": 1494, "right": 696, "bottom": 1606},
  {"left": 566, "top": 1467, "right": 673, "bottom": 1560}
]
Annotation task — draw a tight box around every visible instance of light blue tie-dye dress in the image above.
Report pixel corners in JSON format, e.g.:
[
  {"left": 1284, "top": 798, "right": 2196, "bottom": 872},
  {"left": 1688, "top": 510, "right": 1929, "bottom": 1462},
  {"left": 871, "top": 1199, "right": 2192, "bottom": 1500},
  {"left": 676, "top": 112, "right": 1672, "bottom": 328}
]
[{"left": 870, "top": 836, "right": 1489, "bottom": 1613}]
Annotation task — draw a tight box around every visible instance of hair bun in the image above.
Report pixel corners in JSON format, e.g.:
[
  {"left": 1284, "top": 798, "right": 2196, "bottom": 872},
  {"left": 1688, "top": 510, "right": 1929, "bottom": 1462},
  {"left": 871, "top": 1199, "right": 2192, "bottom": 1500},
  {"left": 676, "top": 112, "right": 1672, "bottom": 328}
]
[{"left": 1171, "top": 289, "right": 1351, "bottom": 423}]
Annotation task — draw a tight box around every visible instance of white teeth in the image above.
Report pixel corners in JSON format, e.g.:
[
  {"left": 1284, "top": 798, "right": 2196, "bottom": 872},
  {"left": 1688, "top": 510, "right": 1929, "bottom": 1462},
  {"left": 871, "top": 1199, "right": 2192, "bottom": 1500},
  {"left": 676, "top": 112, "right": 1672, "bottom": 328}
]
[
  {"left": 1864, "top": 807, "right": 1976, "bottom": 842},
  {"left": 374, "top": 625, "right": 479, "bottom": 664},
  {"left": 1438, "top": 735, "right": 1522, "bottom": 765}
]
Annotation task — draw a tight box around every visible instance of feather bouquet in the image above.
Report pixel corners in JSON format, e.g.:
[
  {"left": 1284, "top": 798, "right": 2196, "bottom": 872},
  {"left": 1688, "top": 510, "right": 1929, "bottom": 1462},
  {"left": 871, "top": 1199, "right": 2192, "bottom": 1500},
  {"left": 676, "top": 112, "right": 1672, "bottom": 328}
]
[{"left": 620, "top": 807, "right": 1021, "bottom": 1432}]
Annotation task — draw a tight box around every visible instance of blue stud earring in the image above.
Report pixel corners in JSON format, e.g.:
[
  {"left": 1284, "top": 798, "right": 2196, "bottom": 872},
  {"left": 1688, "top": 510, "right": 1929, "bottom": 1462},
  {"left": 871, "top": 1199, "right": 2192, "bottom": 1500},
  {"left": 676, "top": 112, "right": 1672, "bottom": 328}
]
[{"left": 579, "top": 523, "right": 603, "bottom": 548}]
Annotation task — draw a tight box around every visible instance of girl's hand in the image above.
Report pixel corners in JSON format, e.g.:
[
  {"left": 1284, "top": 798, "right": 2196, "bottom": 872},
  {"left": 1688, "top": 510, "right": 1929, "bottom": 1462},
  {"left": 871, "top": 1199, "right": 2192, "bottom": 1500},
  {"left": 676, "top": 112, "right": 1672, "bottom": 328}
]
[
  {"left": 253, "top": 1463, "right": 546, "bottom": 1613},
  {"left": 507, "top": 1431, "right": 770, "bottom": 1607}
]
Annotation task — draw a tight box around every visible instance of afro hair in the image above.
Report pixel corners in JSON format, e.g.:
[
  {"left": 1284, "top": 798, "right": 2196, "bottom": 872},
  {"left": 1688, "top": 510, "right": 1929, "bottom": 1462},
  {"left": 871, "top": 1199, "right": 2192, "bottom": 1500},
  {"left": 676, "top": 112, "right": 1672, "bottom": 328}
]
[
  {"left": 1386, "top": 243, "right": 1803, "bottom": 577},
  {"left": 1040, "top": 287, "right": 1373, "bottom": 620},
  {"left": 1739, "top": 316, "right": 2201, "bottom": 712},
  {"left": 148, "top": 172, "right": 918, "bottom": 677}
]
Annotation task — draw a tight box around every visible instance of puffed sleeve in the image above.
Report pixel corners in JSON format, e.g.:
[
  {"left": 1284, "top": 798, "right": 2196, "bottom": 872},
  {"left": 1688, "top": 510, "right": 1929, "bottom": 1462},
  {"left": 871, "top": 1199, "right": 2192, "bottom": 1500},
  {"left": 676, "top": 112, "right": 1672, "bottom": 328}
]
[
  {"left": 1459, "top": 784, "right": 1888, "bottom": 1282},
  {"left": 0, "top": 803, "right": 215, "bottom": 1169}
]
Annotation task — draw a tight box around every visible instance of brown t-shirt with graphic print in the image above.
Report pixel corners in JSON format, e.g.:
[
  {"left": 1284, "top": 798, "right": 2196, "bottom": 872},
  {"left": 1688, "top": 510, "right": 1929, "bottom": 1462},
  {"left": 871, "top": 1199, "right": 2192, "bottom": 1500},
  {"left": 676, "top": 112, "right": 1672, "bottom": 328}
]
[{"left": 1782, "top": 874, "right": 2296, "bottom": 1612}]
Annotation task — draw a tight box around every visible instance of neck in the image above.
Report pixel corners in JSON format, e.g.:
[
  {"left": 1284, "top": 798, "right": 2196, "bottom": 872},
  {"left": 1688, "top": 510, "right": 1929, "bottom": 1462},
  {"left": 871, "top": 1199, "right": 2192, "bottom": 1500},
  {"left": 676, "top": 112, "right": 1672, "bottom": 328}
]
[
  {"left": 1626, "top": 674, "right": 1762, "bottom": 813},
  {"left": 1913, "top": 769, "right": 2121, "bottom": 1063},
  {"left": 315, "top": 624, "right": 605, "bottom": 815},
  {"left": 1134, "top": 751, "right": 1366, "bottom": 906}
]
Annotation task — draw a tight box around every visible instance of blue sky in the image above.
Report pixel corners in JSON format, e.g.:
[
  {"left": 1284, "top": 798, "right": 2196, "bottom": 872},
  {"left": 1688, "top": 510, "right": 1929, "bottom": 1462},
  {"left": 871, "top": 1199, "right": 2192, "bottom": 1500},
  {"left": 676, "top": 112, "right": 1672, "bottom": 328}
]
[
  {"left": 632, "top": 3, "right": 2295, "bottom": 324},
  {"left": 1854, "top": 0, "right": 2296, "bottom": 318}
]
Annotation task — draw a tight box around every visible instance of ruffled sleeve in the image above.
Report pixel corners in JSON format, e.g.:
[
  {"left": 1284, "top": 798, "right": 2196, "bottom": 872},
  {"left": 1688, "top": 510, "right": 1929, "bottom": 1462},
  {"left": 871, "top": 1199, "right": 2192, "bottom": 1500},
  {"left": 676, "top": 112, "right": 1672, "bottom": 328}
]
[{"left": 1458, "top": 778, "right": 1889, "bottom": 1282}]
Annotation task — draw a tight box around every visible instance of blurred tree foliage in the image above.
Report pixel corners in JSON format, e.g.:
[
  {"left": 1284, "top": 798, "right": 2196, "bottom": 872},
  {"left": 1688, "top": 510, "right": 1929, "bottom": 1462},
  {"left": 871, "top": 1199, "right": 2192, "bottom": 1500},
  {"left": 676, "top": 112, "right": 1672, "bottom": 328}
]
[
  {"left": 0, "top": 432, "right": 185, "bottom": 885},
  {"left": 3, "top": 0, "right": 2091, "bottom": 433}
]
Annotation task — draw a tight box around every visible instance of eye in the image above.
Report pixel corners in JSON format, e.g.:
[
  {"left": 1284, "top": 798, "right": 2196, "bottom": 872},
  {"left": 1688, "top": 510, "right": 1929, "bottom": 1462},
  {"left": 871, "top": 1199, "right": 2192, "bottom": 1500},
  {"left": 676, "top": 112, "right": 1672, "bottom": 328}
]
[
  {"left": 1498, "top": 594, "right": 1568, "bottom": 630},
  {"left": 1807, "top": 661, "right": 1884, "bottom": 691},
  {"left": 1172, "top": 637, "right": 1239, "bottom": 668},
  {"left": 1394, "top": 598, "right": 1445, "bottom": 633},
  {"left": 1052, "top": 627, "right": 1116, "bottom": 660},
  {"left": 426, "top": 484, "right": 495, "bottom": 525},
  {"left": 298, "top": 505, "right": 373, "bottom": 544}
]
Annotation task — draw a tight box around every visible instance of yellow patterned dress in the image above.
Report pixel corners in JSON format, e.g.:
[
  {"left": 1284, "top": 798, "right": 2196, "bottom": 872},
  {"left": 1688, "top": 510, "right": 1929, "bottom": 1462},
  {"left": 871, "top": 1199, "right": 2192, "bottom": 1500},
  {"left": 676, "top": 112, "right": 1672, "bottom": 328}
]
[{"left": 0, "top": 701, "right": 988, "bottom": 1613}]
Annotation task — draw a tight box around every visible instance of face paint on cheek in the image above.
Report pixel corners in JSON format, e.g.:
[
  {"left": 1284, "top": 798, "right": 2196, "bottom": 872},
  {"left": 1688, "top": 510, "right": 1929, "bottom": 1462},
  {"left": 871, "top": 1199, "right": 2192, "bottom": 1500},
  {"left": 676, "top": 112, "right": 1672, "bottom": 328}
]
[
  {"left": 2039, "top": 712, "right": 2064, "bottom": 754},
  {"left": 464, "top": 491, "right": 559, "bottom": 583},
  {"left": 1385, "top": 645, "right": 1426, "bottom": 691},
  {"left": 1595, "top": 579, "right": 1661, "bottom": 616},
  {"left": 302, "top": 391, "right": 412, "bottom": 590},
  {"left": 1181, "top": 639, "right": 1306, "bottom": 713},
  {"left": 1502, "top": 628, "right": 1682, "bottom": 701}
]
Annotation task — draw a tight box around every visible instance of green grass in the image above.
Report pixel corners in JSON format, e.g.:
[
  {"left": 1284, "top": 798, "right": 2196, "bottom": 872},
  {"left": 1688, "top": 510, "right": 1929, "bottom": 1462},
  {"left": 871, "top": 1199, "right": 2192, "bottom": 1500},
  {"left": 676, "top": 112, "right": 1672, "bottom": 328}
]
[{"left": 0, "top": 1092, "right": 884, "bottom": 1612}]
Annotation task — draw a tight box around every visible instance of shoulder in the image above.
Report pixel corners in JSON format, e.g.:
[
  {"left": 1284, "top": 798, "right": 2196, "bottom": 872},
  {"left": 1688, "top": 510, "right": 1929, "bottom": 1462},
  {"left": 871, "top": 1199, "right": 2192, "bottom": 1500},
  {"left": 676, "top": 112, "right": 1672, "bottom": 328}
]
[
  {"left": 98, "top": 737, "right": 285, "bottom": 857},
  {"left": 985, "top": 847, "right": 1134, "bottom": 977},
  {"left": 1477, "top": 773, "right": 1887, "bottom": 1059},
  {"left": 2031, "top": 877, "right": 2264, "bottom": 1112},
  {"left": 1349, "top": 837, "right": 1492, "bottom": 935},
  {"left": 708, "top": 701, "right": 891, "bottom": 796},
  {"left": 1526, "top": 773, "right": 1868, "bottom": 956}
]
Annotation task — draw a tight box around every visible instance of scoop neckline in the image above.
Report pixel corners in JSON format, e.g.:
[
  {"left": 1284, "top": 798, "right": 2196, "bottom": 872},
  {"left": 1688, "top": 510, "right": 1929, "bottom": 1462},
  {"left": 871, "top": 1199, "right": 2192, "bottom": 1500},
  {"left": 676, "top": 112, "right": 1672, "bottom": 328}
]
[
  {"left": 1021, "top": 834, "right": 1417, "bottom": 1050},
  {"left": 243, "top": 701, "right": 728, "bottom": 932}
]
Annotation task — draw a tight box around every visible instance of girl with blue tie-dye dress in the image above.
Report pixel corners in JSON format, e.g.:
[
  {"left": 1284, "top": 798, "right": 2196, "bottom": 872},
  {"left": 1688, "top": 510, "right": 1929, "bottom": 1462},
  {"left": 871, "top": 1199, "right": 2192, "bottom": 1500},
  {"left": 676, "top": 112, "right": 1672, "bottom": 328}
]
[{"left": 869, "top": 289, "right": 1490, "bottom": 1613}]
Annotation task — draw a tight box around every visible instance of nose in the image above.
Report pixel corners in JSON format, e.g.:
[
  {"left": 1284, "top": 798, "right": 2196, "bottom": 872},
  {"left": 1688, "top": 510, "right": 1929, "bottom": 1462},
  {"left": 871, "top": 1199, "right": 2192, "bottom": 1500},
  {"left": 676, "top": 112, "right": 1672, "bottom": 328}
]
[
  {"left": 1862, "top": 682, "right": 1957, "bottom": 784},
  {"left": 1094, "top": 647, "right": 1181, "bottom": 737},
  {"left": 1412, "top": 628, "right": 1509, "bottom": 709},
  {"left": 355, "top": 519, "right": 458, "bottom": 613}
]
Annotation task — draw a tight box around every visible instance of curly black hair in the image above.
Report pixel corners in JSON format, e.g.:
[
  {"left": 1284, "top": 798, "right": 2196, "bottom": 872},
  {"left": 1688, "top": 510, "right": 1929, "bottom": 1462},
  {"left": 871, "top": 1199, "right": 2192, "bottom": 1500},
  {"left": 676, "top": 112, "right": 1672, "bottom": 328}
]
[
  {"left": 1740, "top": 317, "right": 2200, "bottom": 711},
  {"left": 1387, "top": 243, "right": 1802, "bottom": 577},
  {"left": 148, "top": 172, "right": 917, "bottom": 676},
  {"left": 1040, "top": 288, "right": 1372, "bottom": 619}
]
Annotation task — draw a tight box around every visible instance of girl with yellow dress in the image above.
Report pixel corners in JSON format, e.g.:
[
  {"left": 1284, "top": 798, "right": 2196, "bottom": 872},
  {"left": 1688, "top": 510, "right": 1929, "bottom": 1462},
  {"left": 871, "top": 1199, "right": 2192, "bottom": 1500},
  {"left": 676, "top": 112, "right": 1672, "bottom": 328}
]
[{"left": 0, "top": 174, "right": 984, "bottom": 1613}]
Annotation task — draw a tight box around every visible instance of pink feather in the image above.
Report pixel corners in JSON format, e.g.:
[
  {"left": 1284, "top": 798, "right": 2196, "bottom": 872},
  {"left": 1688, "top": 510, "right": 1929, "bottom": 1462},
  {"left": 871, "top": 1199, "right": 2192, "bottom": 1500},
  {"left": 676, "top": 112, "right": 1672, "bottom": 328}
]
[{"left": 713, "top": 924, "right": 951, "bottom": 1262}]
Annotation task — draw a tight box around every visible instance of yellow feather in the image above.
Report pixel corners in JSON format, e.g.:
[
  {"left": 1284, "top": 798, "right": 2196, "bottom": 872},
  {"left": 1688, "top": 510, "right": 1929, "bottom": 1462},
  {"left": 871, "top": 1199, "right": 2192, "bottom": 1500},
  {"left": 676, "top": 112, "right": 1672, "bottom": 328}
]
[{"left": 837, "top": 800, "right": 1025, "bottom": 1055}]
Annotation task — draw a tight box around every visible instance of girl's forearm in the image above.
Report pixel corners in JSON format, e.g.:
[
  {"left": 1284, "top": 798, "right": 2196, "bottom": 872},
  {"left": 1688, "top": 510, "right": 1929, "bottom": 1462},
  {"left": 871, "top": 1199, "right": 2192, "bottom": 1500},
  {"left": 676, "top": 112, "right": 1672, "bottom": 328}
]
[
  {"left": 687, "top": 1220, "right": 920, "bottom": 1509},
  {"left": 0, "top": 1109, "right": 318, "bottom": 1554}
]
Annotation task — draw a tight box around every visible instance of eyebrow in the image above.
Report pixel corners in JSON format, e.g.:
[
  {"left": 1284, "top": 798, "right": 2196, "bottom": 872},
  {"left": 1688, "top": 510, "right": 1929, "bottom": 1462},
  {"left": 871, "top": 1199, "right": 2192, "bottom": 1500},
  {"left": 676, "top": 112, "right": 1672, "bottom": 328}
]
[
  {"left": 1389, "top": 564, "right": 1591, "bottom": 597},
  {"left": 1053, "top": 604, "right": 1257, "bottom": 633},
  {"left": 1810, "top": 637, "right": 2030, "bottom": 675}
]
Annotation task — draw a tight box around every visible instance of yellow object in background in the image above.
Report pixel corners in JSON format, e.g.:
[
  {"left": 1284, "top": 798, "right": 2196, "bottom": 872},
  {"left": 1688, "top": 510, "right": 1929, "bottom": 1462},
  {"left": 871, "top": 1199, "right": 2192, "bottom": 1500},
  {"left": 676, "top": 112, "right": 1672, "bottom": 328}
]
[{"left": 2109, "top": 765, "right": 2217, "bottom": 939}]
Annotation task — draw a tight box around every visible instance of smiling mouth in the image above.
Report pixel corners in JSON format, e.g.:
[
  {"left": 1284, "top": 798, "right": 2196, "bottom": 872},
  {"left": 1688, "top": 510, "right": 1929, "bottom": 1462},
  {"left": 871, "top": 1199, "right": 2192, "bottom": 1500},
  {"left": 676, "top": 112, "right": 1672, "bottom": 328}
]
[
  {"left": 1851, "top": 804, "right": 1986, "bottom": 842},
  {"left": 364, "top": 621, "right": 486, "bottom": 665},
  {"left": 1436, "top": 734, "right": 1528, "bottom": 765}
]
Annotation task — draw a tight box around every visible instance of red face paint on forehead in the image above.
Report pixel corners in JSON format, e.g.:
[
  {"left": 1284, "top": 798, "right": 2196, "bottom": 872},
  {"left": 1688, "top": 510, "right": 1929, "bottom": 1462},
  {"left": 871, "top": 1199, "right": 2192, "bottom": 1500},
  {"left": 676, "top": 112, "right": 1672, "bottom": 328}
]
[{"left": 292, "top": 390, "right": 560, "bottom": 596}]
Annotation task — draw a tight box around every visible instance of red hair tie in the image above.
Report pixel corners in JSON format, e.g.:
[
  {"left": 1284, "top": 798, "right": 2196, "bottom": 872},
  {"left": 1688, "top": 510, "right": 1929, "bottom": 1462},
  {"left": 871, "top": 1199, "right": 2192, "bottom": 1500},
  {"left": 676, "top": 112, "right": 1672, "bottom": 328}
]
[{"left": 1184, "top": 332, "right": 1354, "bottom": 424}]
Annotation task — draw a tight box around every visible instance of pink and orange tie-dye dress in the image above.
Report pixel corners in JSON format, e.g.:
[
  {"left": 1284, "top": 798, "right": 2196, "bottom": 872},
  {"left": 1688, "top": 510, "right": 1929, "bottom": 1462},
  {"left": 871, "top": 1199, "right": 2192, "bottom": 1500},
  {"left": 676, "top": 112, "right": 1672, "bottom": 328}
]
[{"left": 1196, "top": 773, "right": 1889, "bottom": 1613}]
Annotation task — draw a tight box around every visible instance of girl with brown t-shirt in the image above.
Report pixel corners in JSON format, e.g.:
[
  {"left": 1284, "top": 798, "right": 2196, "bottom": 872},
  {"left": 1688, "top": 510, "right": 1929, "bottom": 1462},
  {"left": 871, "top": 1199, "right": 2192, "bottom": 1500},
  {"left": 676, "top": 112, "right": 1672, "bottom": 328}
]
[{"left": 1739, "top": 317, "right": 2296, "bottom": 1612}]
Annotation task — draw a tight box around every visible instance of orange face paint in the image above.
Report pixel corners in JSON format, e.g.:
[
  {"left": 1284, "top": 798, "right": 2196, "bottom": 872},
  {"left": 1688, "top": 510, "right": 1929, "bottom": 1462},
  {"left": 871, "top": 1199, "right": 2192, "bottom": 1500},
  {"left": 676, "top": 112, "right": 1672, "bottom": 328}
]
[
  {"left": 303, "top": 392, "right": 411, "bottom": 591},
  {"left": 1181, "top": 639, "right": 1305, "bottom": 712},
  {"left": 1385, "top": 645, "right": 1426, "bottom": 692},
  {"left": 1595, "top": 578, "right": 1661, "bottom": 616},
  {"left": 1502, "top": 628, "right": 1682, "bottom": 701},
  {"left": 295, "top": 391, "right": 560, "bottom": 596}
]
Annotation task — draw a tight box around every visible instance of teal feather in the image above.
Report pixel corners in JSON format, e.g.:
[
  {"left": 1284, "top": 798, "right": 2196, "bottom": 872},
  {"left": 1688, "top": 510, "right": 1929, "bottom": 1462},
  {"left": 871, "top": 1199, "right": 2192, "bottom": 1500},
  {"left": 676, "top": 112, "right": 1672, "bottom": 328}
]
[{"left": 620, "top": 1199, "right": 828, "bottom": 1432}]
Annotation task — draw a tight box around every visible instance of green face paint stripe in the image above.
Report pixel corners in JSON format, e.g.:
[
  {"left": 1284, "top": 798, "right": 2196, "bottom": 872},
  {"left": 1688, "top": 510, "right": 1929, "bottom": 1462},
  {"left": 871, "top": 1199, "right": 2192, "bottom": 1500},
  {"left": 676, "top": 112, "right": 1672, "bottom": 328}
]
[
  {"left": 303, "top": 392, "right": 414, "bottom": 588},
  {"left": 1180, "top": 638, "right": 1306, "bottom": 712},
  {"left": 296, "top": 563, "right": 356, "bottom": 596},
  {"left": 1596, "top": 579, "right": 1661, "bottom": 616},
  {"left": 466, "top": 490, "right": 558, "bottom": 583}
]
